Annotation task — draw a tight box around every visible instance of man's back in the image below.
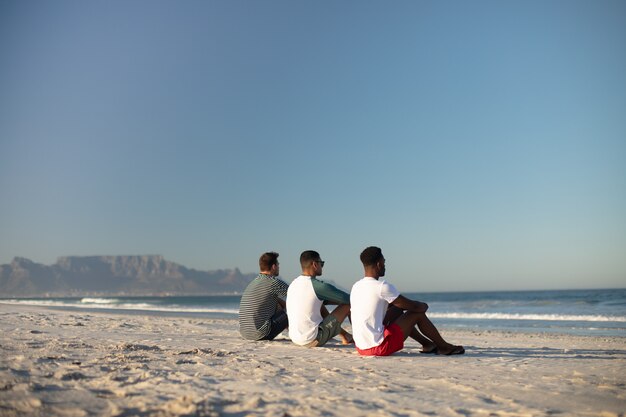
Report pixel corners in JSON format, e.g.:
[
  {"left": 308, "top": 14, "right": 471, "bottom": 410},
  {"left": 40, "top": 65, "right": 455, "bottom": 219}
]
[
  {"left": 286, "top": 275, "right": 322, "bottom": 345},
  {"left": 239, "top": 274, "right": 288, "bottom": 340},
  {"left": 350, "top": 277, "right": 400, "bottom": 349},
  {"left": 287, "top": 275, "right": 350, "bottom": 345}
]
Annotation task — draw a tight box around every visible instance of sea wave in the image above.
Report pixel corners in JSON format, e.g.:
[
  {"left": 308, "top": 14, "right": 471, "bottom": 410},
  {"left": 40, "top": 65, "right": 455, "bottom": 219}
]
[
  {"left": 80, "top": 298, "right": 120, "bottom": 304},
  {"left": 2, "top": 299, "right": 625, "bottom": 323},
  {"left": 0, "top": 299, "right": 239, "bottom": 315},
  {"left": 428, "top": 312, "right": 626, "bottom": 322}
]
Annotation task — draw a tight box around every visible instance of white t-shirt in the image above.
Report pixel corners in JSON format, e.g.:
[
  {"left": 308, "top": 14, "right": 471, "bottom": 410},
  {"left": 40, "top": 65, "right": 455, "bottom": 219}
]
[
  {"left": 286, "top": 275, "right": 350, "bottom": 345},
  {"left": 350, "top": 277, "right": 400, "bottom": 349}
]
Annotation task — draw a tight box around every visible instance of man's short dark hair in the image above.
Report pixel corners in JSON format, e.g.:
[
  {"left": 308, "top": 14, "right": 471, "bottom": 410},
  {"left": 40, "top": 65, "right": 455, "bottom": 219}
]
[
  {"left": 360, "top": 246, "right": 383, "bottom": 266},
  {"left": 259, "top": 252, "right": 279, "bottom": 272},
  {"left": 300, "top": 250, "right": 320, "bottom": 268}
]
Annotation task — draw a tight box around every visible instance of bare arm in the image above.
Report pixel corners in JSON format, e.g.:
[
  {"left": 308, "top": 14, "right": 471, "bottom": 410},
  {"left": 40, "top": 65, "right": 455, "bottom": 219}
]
[{"left": 391, "top": 294, "right": 428, "bottom": 313}]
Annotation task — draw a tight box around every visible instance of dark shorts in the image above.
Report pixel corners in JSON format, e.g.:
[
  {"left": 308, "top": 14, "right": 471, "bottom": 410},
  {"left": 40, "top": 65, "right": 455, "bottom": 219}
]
[
  {"left": 304, "top": 315, "right": 343, "bottom": 347},
  {"left": 260, "top": 310, "right": 288, "bottom": 341},
  {"left": 356, "top": 323, "right": 404, "bottom": 356}
]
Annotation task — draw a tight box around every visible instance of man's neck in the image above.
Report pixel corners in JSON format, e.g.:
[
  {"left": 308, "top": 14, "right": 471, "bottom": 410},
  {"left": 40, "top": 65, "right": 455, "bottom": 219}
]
[
  {"left": 364, "top": 268, "right": 380, "bottom": 279},
  {"left": 301, "top": 267, "right": 317, "bottom": 278},
  {"left": 260, "top": 271, "right": 274, "bottom": 276}
]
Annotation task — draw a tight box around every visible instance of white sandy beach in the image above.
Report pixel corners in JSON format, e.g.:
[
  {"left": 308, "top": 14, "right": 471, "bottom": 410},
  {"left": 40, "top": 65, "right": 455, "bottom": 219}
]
[{"left": 1, "top": 303, "right": 624, "bottom": 417}]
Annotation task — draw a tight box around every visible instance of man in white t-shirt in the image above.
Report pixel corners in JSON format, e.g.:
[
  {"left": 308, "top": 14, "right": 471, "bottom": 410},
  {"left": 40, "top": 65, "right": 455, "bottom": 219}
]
[
  {"left": 287, "top": 250, "right": 352, "bottom": 347},
  {"left": 350, "top": 246, "right": 464, "bottom": 356}
]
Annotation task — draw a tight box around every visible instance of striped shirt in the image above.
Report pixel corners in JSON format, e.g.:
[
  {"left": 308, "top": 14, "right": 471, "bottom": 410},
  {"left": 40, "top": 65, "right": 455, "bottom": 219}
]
[{"left": 238, "top": 273, "right": 289, "bottom": 340}]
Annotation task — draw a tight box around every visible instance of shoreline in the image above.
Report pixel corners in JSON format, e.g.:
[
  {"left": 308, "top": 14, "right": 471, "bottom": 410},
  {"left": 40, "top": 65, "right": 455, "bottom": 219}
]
[
  {"left": 1, "top": 303, "right": 625, "bottom": 416},
  {"left": 2, "top": 299, "right": 624, "bottom": 339}
]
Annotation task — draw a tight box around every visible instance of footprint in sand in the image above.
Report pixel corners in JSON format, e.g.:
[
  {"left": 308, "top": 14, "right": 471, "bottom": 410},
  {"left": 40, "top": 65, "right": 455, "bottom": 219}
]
[
  {"left": 176, "top": 359, "right": 197, "bottom": 365},
  {"left": 115, "top": 343, "right": 162, "bottom": 352},
  {"left": 59, "top": 371, "right": 88, "bottom": 381}
]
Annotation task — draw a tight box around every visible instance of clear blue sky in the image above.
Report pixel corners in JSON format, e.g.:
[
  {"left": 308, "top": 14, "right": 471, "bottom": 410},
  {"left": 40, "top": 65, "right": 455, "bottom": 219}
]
[{"left": 1, "top": 1, "right": 625, "bottom": 292}]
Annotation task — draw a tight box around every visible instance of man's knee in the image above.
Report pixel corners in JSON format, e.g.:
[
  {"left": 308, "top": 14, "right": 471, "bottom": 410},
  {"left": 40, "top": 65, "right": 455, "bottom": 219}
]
[
  {"left": 405, "top": 311, "right": 426, "bottom": 324},
  {"left": 331, "top": 304, "right": 350, "bottom": 321}
]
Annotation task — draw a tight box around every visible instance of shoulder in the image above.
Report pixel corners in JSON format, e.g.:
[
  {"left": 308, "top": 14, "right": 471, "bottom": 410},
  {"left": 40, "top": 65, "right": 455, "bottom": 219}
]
[
  {"left": 311, "top": 277, "right": 341, "bottom": 291},
  {"left": 287, "top": 275, "right": 308, "bottom": 288},
  {"left": 266, "top": 275, "right": 286, "bottom": 283},
  {"left": 380, "top": 279, "right": 396, "bottom": 288},
  {"left": 257, "top": 274, "right": 282, "bottom": 285},
  {"left": 242, "top": 275, "right": 263, "bottom": 290},
  {"left": 351, "top": 277, "right": 368, "bottom": 290},
  {"left": 312, "top": 278, "right": 348, "bottom": 297},
  {"left": 273, "top": 277, "right": 289, "bottom": 289},
  {"left": 353, "top": 277, "right": 383, "bottom": 288},
  {"left": 379, "top": 280, "right": 400, "bottom": 295}
]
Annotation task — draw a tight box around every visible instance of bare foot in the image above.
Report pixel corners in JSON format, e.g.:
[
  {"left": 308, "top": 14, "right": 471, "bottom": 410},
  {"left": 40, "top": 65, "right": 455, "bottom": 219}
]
[
  {"left": 436, "top": 345, "right": 465, "bottom": 355},
  {"left": 339, "top": 332, "right": 354, "bottom": 345},
  {"left": 419, "top": 343, "right": 437, "bottom": 354}
]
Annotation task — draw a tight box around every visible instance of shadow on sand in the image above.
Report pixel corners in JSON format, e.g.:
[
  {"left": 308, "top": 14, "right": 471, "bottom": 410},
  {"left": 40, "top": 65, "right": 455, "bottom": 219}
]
[{"left": 393, "top": 346, "right": 626, "bottom": 360}]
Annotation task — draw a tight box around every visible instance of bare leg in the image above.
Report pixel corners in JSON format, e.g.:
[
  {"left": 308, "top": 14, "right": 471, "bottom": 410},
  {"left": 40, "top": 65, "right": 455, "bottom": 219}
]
[
  {"left": 414, "top": 313, "right": 450, "bottom": 347},
  {"left": 321, "top": 305, "right": 353, "bottom": 344},
  {"left": 329, "top": 304, "right": 353, "bottom": 344},
  {"left": 396, "top": 312, "right": 462, "bottom": 355},
  {"left": 387, "top": 305, "right": 435, "bottom": 351},
  {"left": 338, "top": 328, "right": 353, "bottom": 344},
  {"left": 409, "top": 327, "right": 437, "bottom": 352}
]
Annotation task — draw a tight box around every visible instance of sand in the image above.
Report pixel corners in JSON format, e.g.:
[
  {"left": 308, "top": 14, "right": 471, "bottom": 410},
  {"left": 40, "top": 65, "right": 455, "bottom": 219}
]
[{"left": 0, "top": 303, "right": 624, "bottom": 417}]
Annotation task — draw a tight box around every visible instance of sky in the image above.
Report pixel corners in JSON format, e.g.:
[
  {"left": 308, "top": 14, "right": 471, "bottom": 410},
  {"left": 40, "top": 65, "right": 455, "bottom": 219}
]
[{"left": 1, "top": 0, "right": 625, "bottom": 292}]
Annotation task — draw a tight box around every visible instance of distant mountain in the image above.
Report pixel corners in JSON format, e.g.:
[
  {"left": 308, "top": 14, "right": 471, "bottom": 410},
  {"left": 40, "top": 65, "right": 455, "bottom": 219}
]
[{"left": 0, "top": 256, "right": 256, "bottom": 297}]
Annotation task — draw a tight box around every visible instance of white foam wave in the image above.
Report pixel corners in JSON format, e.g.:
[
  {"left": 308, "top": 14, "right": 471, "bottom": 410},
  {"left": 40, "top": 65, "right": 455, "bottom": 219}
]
[
  {"left": 80, "top": 298, "right": 120, "bottom": 304},
  {"left": 428, "top": 312, "right": 626, "bottom": 322},
  {"left": 0, "top": 299, "right": 68, "bottom": 307},
  {"left": 0, "top": 299, "right": 239, "bottom": 315},
  {"left": 2, "top": 299, "right": 624, "bottom": 323}
]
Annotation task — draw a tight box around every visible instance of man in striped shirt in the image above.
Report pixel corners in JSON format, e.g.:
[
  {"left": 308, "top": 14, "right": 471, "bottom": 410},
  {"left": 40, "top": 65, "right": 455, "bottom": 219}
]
[{"left": 239, "top": 252, "right": 289, "bottom": 341}]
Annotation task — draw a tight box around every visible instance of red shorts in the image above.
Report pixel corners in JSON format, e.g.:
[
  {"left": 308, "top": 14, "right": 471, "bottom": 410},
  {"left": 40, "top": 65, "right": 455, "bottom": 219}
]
[{"left": 356, "top": 323, "right": 405, "bottom": 356}]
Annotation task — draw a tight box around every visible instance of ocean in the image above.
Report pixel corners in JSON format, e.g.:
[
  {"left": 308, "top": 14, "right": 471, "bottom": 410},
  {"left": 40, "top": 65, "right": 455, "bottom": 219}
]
[{"left": 2, "top": 288, "right": 625, "bottom": 338}]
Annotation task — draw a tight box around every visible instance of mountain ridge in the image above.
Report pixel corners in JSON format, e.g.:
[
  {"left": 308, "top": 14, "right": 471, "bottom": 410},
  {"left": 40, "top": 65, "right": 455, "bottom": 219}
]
[{"left": 0, "top": 255, "right": 255, "bottom": 297}]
